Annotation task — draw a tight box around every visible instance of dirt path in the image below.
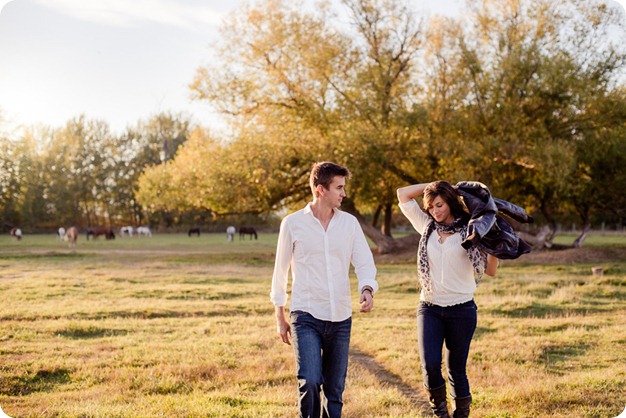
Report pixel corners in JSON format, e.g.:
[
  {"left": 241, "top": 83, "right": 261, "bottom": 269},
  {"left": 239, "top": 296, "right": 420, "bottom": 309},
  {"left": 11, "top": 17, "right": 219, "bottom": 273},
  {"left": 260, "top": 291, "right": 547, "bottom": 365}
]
[{"left": 375, "top": 246, "right": 626, "bottom": 265}]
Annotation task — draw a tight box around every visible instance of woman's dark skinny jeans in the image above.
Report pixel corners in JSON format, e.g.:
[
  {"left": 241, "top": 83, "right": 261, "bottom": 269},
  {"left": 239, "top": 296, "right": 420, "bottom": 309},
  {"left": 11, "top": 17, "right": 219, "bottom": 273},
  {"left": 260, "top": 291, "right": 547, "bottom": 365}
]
[{"left": 417, "top": 299, "right": 477, "bottom": 399}]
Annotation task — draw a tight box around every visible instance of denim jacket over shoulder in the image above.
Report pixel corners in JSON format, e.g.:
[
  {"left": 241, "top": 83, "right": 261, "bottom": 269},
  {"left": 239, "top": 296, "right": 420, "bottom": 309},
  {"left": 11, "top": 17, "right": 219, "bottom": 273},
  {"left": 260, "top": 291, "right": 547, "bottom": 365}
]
[{"left": 455, "top": 181, "right": 533, "bottom": 260}]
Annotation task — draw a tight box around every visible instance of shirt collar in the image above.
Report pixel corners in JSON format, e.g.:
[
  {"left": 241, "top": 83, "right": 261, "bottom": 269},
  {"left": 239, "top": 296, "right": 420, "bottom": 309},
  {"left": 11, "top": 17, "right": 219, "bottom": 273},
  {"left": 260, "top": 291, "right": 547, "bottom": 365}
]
[{"left": 304, "top": 202, "right": 338, "bottom": 216}]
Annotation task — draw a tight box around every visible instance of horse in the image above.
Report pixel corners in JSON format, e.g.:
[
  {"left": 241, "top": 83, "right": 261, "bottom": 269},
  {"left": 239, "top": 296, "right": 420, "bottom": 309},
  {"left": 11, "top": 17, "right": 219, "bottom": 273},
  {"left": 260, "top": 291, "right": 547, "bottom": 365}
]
[
  {"left": 10, "top": 228, "right": 22, "bottom": 241},
  {"left": 136, "top": 226, "right": 152, "bottom": 237},
  {"left": 57, "top": 227, "right": 66, "bottom": 241},
  {"left": 226, "top": 226, "right": 236, "bottom": 242},
  {"left": 86, "top": 227, "right": 115, "bottom": 240},
  {"left": 239, "top": 226, "right": 258, "bottom": 240},
  {"left": 188, "top": 227, "right": 200, "bottom": 237},
  {"left": 65, "top": 226, "right": 78, "bottom": 247},
  {"left": 120, "top": 226, "right": 134, "bottom": 237}
]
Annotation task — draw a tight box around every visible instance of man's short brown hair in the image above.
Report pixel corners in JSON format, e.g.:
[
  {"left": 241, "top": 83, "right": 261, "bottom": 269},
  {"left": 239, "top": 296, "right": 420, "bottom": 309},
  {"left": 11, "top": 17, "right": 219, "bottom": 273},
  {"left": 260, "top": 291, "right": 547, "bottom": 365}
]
[{"left": 309, "top": 162, "right": 351, "bottom": 197}]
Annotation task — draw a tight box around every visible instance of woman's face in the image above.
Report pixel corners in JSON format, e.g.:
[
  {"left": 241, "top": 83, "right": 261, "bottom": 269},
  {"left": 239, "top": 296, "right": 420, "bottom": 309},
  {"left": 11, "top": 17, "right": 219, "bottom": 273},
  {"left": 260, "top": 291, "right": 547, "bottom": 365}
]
[{"left": 428, "top": 195, "right": 455, "bottom": 224}]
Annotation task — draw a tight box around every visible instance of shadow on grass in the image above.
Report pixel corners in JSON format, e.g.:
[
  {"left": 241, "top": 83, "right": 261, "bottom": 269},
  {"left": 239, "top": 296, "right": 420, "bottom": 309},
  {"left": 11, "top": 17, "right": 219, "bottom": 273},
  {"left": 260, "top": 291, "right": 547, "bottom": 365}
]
[
  {"left": 540, "top": 342, "right": 591, "bottom": 374},
  {"left": 84, "top": 307, "right": 275, "bottom": 320},
  {"left": 1, "top": 368, "right": 72, "bottom": 396},
  {"left": 57, "top": 324, "right": 128, "bottom": 339},
  {"left": 131, "top": 289, "right": 255, "bottom": 301},
  {"left": 473, "top": 325, "right": 498, "bottom": 339},
  {"left": 484, "top": 301, "right": 618, "bottom": 318},
  {"left": 349, "top": 345, "right": 430, "bottom": 413},
  {"left": 166, "top": 253, "right": 275, "bottom": 266},
  {"left": 2, "top": 307, "right": 275, "bottom": 321},
  {"left": 0, "top": 252, "right": 91, "bottom": 261}
]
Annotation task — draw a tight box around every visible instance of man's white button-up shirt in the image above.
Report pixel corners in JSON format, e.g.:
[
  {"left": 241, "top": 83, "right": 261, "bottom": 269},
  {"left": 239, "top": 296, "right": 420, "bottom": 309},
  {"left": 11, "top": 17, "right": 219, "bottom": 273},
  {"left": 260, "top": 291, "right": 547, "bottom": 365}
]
[{"left": 270, "top": 203, "right": 378, "bottom": 322}]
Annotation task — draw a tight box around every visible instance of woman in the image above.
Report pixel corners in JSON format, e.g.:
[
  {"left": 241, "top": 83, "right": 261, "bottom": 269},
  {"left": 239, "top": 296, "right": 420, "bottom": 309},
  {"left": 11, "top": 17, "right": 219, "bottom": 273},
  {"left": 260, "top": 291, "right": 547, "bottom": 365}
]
[{"left": 397, "top": 181, "right": 498, "bottom": 418}]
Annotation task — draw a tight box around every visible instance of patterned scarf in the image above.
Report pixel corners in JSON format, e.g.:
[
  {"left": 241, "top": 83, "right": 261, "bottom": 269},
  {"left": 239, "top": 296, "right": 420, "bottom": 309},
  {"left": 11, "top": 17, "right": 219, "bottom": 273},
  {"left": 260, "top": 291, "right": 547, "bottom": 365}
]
[{"left": 417, "top": 217, "right": 486, "bottom": 301}]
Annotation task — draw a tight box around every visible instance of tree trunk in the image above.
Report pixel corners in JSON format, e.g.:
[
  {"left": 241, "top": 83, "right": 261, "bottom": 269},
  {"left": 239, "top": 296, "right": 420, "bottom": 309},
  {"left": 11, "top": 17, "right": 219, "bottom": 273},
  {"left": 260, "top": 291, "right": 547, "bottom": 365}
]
[
  {"left": 538, "top": 197, "right": 559, "bottom": 242},
  {"left": 572, "top": 222, "right": 591, "bottom": 248},
  {"left": 342, "top": 198, "right": 418, "bottom": 254},
  {"left": 573, "top": 205, "right": 592, "bottom": 248},
  {"left": 517, "top": 225, "right": 552, "bottom": 249},
  {"left": 381, "top": 203, "right": 393, "bottom": 237},
  {"left": 372, "top": 204, "right": 382, "bottom": 228}
]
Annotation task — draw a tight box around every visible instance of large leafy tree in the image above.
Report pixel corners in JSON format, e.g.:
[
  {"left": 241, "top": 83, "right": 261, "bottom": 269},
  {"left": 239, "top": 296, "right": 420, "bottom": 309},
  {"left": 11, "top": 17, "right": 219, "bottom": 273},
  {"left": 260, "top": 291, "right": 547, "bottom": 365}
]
[
  {"left": 137, "top": 0, "right": 626, "bottom": 252},
  {"left": 430, "top": 0, "right": 626, "bottom": 244},
  {"left": 189, "top": 0, "right": 427, "bottom": 252}
]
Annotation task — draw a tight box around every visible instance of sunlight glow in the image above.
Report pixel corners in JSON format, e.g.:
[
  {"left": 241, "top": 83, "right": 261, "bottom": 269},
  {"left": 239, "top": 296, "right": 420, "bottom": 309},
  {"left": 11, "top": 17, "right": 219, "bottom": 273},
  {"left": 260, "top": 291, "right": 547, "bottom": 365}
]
[{"left": 32, "top": 0, "right": 224, "bottom": 30}]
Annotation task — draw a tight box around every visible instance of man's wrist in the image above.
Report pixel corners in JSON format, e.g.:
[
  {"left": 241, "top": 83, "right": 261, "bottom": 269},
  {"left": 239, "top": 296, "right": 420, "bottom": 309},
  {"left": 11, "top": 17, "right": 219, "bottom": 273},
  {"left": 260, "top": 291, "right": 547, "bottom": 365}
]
[{"left": 361, "top": 287, "right": 373, "bottom": 296}]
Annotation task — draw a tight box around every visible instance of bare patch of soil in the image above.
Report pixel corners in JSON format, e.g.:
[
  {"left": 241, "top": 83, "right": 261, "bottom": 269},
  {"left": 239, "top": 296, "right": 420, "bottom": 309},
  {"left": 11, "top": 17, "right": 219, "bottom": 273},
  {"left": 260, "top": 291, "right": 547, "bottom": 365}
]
[
  {"left": 505, "top": 247, "right": 626, "bottom": 265},
  {"left": 375, "top": 246, "right": 626, "bottom": 265}
]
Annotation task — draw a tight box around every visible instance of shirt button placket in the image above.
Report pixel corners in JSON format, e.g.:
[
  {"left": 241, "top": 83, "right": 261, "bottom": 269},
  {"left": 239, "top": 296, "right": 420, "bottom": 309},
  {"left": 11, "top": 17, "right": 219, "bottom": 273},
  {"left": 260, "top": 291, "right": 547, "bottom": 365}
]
[{"left": 325, "top": 232, "right": 335, "bottom": 318}]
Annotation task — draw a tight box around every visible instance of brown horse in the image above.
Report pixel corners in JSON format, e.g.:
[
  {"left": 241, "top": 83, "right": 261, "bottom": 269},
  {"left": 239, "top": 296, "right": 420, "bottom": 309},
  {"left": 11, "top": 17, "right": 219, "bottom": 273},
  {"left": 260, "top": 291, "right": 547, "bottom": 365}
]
[
  {"left": 86, "top": 227, "right": 115, "bottom": 240},
  {"left": 239, "top": 226, "right": 258, "bottom": 240},
  {"left": 65, "top": 226, "right": 78, "bottom": 247}
]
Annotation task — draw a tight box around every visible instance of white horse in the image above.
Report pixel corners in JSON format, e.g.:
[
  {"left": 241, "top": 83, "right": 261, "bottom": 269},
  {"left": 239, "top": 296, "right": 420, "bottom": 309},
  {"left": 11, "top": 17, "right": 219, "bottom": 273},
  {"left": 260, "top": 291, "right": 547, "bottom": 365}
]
[
  {"left": 120, "top": 226, "right": 134, "bottom": 237},
  {"left": 10, "top": 228, "right": 22, "bottom": 241},
  {"left": 58, "top": 227, "right": 66, "bottom": 241},
  {"left": 226, "top": 226, "right": 236, "bottom": 242},
  {"left": 136, "top": 226, "right": 152, "bottom": 237}
]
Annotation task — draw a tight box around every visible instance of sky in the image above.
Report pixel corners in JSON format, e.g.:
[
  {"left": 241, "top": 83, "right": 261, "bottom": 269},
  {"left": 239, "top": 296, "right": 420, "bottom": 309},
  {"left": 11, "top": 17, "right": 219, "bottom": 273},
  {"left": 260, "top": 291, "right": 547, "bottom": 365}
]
[{"left": 0, "top": 0, "right": 625, "bottom": 136}]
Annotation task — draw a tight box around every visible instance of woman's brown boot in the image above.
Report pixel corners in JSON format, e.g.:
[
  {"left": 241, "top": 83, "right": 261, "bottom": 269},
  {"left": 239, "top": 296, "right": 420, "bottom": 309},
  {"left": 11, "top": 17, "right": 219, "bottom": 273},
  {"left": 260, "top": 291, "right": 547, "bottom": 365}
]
[{"left": 426, "top": 385, "right": 451, "bottom": 418}]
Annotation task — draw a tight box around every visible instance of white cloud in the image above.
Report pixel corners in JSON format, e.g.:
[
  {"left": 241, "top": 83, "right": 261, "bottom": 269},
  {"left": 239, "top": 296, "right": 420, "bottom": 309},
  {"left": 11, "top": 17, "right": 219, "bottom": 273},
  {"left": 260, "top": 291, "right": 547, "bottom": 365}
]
[{"left": 32, "top": 0, "right": 224, "bottom": 30}]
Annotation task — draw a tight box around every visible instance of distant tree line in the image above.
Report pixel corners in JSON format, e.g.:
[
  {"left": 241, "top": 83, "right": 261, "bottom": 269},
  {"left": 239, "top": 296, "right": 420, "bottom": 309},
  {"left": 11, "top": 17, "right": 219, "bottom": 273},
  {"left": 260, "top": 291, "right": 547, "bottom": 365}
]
[
  {"left": 0, "top": 113, "right": 217, "bottom": 232},
  {"left": 2, "top": 0, "right": 625, "bottom": 253}
]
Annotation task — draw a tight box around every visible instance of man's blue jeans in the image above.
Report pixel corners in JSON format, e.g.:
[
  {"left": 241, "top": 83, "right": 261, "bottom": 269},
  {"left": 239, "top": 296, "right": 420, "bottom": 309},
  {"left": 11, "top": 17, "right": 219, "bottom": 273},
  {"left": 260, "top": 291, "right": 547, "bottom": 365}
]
[
  {"left": 290, "top": 310, "right": 352, "bottom": 418},
  {"left": 417, "top": 300, "right": 477, "bottom": 399}
]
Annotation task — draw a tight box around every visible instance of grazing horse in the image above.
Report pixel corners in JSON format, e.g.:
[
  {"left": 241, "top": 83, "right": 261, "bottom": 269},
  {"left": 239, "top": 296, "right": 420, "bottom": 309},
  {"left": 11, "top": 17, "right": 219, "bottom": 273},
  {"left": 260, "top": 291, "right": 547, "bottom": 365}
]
[
  {"left": 65, "top": 226, "right": 78, "bottom": 247},
  {"left": 226, "top": 226, "right": 236, "bottom": 242},
  {"left": 120, "top": 226, "right": 134, "bottom": 237},
  {"left": 239, "top": 226, "right": 258, "bottom": 240},
  {"left": 188, "top": 227, "right": 200, "bottom": 237},
  {"left": 136, "top": 226, "right": 152, "bottom": 237},
  {"left": 10, "top": 228, "right": 22, "bottom": 241},
  {"left": 58, "top": 227, "right": 66, "bottom": 241},
  {"left": 86, "top": 227, "right": 115, "bottom": 240}
]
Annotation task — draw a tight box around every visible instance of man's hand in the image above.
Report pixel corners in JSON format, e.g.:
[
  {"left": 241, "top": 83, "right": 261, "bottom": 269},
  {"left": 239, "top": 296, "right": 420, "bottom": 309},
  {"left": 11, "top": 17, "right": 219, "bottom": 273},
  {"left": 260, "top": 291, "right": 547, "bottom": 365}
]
[
  {"left": 359, "top": 288, "right": 374, "bottom": 313},
  {"left": 275, "top": 306, "right": 291, "bottom": 345}
]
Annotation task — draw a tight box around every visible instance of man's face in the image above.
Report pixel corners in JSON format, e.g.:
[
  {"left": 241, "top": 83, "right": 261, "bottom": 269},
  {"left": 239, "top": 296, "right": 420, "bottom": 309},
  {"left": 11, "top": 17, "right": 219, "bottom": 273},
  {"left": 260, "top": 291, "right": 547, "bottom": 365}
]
[{"left": 319, "top": 176, "right": 346, "bottom": 208}]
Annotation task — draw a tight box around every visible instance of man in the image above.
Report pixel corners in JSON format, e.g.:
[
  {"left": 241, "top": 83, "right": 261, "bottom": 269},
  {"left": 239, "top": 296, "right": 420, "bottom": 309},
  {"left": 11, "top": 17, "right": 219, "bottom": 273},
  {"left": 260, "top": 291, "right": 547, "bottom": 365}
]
[{"left": 270, "top": 161, "right": 378, "bottom": 418}]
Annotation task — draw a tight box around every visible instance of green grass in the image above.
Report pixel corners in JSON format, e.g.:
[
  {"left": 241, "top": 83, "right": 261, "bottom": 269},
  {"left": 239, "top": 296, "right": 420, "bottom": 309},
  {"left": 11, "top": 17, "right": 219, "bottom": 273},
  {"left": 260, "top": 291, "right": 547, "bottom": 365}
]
[
  {"left": 551, "top": 231, "right": 626, "bottom": 247},
  {"left": 0, "top": 232, "right": 625, "bottom": 417}
]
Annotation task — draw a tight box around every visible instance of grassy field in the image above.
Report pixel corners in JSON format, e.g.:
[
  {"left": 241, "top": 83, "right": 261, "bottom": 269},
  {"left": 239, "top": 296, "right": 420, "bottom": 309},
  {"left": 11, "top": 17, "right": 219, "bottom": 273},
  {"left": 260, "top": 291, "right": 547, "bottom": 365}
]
[{"left": 0, "top": 231, "right": 624, "bottom": 418}]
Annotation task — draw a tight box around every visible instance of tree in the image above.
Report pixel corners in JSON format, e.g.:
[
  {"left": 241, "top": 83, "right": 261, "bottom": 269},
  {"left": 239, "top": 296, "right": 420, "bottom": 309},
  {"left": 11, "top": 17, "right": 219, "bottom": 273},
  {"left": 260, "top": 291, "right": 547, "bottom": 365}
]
[
  {"left": 188, "top": 0, "right": 428, "bottom": 252},
  {"left": 138, "top": 0, "right": 626, "bottom": 252},
  {"left": 414, "top": 0, "right": 626, "bottom": 246},
  {"left": 0, "top": 137, "right": 22, "bottom": 230}
]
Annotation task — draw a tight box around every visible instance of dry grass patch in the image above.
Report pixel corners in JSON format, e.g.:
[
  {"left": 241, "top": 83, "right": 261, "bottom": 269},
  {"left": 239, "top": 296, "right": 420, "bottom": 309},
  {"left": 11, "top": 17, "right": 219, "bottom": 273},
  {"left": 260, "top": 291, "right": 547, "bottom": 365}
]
[{"left": 0, "top": 232, "right": 624, "bottom": 417}]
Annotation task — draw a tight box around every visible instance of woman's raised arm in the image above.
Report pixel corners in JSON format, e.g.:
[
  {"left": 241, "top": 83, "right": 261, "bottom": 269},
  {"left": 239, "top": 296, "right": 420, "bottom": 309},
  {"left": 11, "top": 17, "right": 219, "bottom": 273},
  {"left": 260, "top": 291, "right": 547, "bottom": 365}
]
[{"left": 397, "top": 183, "right": 432, "bottom": 204}]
